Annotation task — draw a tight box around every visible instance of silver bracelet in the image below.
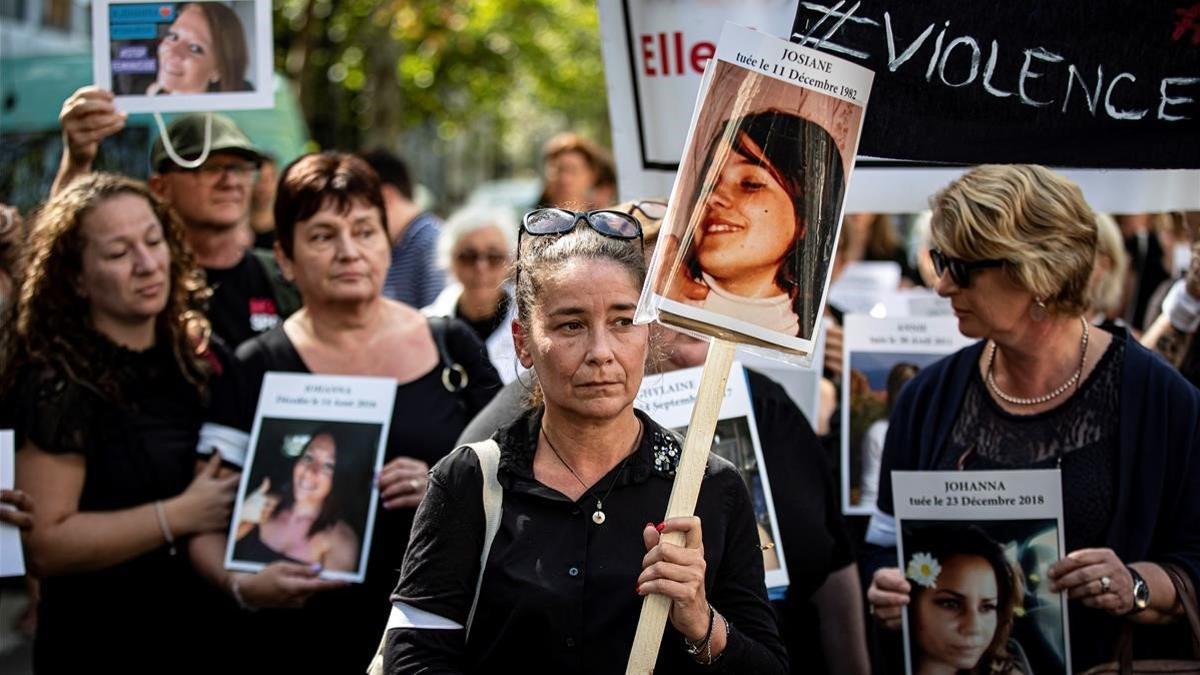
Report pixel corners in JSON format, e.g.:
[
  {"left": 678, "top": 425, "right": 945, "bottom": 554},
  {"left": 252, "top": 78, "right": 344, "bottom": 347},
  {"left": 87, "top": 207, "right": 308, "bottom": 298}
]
[
  {"left": 230, "top": 575, "right": 257, "bottom": 612},
  {"left": 153, "top": 500, "right": 176, "bottom": 556}
]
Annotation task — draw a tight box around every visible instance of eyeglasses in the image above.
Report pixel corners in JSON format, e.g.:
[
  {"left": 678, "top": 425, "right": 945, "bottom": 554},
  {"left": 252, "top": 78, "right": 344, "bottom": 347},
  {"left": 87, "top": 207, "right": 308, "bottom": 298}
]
[
  {"left": 627, "top": 199, "right": 667, "bottom": 221},
  {"left": 930, "top": 249, "right": 1004, "bottom": 288},
  {"left": 455, "top": 249, "right": 509, "bottom": 268},
  {"left": 174, "top": 161, "right": 260, "bottom": 183},
  {"left": 521, "top": 208, "right": 643, "bottom": 241}
]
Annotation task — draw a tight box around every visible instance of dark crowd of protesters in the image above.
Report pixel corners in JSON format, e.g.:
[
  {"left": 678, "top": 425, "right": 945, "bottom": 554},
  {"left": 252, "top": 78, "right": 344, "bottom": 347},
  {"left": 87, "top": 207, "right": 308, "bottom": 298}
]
[{"left": 0, "top": 86, "right": 1197, "bottom": 674}]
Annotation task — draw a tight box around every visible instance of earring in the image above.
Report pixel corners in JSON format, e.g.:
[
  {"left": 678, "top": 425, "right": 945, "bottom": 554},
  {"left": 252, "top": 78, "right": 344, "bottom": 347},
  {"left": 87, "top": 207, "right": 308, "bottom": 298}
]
[{"left": 1029, "top": 297, "right": 1048, "bottom": 321}]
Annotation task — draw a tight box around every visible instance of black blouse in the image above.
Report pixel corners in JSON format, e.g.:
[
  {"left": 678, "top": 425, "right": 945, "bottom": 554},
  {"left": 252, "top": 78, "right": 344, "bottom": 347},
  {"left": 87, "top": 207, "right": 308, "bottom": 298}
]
[
  {"left": 386, "top": 408, "right": 788, "bottom": 674},
  {"left": 8, "top": 337, "right": 216, "bottom": 674},
  {"left": 201, "top": 321, "right": 501, "bottom": 672}
]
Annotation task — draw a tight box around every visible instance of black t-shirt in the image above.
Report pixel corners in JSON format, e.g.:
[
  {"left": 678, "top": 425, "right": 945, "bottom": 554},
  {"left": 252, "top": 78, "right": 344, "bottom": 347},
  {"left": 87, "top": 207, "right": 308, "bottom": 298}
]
[
  {"left": 388, "top": 408, "right": 788, "bottom": 674},
  {"left": 8, "top": 337, "right": 218, "bottom": 673},
  {"left": 204, "top": 251, "right": 286, "bottom": 349},
  {"left": 201, "top": 320, "right": 501, "bottom": 672}
]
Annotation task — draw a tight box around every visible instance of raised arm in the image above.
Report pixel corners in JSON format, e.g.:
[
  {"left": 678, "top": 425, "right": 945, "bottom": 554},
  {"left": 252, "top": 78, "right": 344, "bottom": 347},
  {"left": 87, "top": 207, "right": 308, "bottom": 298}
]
[{"left": 51, "top": 87, "right": 127, "bottom": 197}]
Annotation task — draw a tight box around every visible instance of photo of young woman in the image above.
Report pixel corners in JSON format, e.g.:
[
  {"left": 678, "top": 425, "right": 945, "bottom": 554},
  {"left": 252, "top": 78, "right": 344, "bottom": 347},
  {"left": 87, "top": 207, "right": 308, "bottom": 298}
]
[
  {"left": 233, "top": 422, "right": 376, "bottom": 575},
  {"left": 903, "top": 524, "right": 1033, "bottom": 675},
  {"left": 646, "top": 53, "right": 864, "bottom": 353},
  {"left": 146, "top": 2, "right": 251, "bottom": 95},
  {"left": 668, "top": 110, "right": 844, "bottom": 339}
]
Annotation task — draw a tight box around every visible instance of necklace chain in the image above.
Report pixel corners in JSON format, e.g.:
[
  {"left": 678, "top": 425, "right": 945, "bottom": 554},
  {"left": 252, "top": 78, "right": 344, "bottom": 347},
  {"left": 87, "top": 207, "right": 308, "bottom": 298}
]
[
  {"left": 985, "top": 316, "right": 1090, "bottom": 406},
  {"left": 541, "top": 423, "right": 641, "bottom": 525}
]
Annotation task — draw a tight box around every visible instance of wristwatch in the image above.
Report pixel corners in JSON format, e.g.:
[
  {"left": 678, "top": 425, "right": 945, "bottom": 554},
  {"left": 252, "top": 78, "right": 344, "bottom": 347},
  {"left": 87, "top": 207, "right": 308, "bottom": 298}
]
[{"left": 1127, "top": 566, "right": 1150, "bottom": 614}]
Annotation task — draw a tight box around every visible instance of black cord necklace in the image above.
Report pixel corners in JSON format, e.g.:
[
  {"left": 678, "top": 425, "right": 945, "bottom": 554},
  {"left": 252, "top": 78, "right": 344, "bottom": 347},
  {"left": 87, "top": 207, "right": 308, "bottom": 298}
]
[{"left": 541, "top": 423, "right": 642, "bottom": 525}]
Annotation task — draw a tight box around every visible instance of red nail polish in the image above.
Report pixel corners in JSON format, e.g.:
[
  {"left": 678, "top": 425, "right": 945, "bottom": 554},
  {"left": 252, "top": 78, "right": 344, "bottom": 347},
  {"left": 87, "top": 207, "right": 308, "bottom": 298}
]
[
  {"left": 655, "top": 522, "right": 665, "bottom": 533},
  {"left": 636, "top": 584, "right": 642, "bottom": 594},
  {"left": 645, "top": 522, "right": 655, "bottom": 530}
]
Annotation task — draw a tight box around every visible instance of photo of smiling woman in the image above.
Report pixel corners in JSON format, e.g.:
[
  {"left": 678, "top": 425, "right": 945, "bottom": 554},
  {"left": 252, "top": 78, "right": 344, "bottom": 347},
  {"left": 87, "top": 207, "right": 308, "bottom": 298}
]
[
  {"left": 147, "top": 2, "right": 251, "bottom": 95},
  {"left": 903, "top": 524, "right": 1034, "bottom": 675},
  {"left": 669, "top": 110, "right": 845, "bottom": 341},
  {"left": 232, "top": 419, "right": 377, "bottom": 574}
]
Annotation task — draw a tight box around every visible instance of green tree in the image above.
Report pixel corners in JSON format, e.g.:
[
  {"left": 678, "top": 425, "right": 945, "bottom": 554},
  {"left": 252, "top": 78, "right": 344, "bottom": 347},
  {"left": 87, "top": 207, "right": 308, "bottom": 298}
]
[{"left": 274, "top": 0, "right": 610, "bottom": 205}]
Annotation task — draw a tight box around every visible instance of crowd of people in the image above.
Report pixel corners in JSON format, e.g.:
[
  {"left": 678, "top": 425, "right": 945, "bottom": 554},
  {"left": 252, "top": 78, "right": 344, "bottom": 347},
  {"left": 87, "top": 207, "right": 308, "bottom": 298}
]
[{"left": 0, "top": 85, "right": 1197, "bottom": 675}]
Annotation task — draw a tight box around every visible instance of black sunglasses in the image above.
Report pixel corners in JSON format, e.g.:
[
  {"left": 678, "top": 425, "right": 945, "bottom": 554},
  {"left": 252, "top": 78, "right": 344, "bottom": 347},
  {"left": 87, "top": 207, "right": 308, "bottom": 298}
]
[
  {"left": 627, "top": 199, "right": 668, "bottom": 221},
  {"left": 930, "top": 249, "right": 1004, "bottom": 288},
  {"left": 521, "top": 208, "right": 643, "bottom": 241}
]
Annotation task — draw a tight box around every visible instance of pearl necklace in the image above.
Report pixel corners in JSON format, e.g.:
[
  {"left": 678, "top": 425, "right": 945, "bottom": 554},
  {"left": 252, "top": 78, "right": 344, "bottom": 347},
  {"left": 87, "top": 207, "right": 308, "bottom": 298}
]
[{"left": 985, "top": 317, "right": 1089, "bottom": 407}]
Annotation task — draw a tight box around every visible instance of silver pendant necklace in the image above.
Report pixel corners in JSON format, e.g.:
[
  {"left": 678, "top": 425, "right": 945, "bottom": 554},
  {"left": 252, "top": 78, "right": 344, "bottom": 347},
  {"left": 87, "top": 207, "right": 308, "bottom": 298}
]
[{"left": 541, "top": 423, "right": 642, "bottom": 525}]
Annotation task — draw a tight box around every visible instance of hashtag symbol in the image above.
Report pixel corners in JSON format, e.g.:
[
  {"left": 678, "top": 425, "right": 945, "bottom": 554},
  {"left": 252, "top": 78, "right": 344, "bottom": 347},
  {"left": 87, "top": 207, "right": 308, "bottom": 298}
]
[{"left": 1174, "top": 3, "right": 1200, "bottom": 44}]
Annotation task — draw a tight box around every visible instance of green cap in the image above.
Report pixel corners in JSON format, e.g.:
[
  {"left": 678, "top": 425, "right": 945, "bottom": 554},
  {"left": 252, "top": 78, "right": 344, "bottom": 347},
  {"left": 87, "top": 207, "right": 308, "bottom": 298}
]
[{"left": 149, "top": 113, "right": 263, "bottom": 173}]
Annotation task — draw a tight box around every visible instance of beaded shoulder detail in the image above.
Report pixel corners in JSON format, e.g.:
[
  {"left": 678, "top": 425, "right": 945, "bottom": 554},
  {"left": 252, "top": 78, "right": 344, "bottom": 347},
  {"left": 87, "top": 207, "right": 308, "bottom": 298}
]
[{"left": 650, "top": 427, "right": 683, "bottom": 476}]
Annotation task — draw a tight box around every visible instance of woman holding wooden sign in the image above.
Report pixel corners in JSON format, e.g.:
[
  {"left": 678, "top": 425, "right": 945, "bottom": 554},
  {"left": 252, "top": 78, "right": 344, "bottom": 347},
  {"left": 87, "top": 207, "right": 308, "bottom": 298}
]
[
  {"left": 865, "top": 165, "right": 1200, "bottom": 670},
  {"left": 384, "top": 211, "right": 787, "bottom": 672}
]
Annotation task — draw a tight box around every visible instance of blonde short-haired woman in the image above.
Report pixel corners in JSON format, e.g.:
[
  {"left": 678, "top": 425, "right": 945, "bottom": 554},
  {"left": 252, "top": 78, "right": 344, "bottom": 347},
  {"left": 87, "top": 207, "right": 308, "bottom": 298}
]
[{"left": 866, "top": 165, "right": 1200, "bottom": 671}]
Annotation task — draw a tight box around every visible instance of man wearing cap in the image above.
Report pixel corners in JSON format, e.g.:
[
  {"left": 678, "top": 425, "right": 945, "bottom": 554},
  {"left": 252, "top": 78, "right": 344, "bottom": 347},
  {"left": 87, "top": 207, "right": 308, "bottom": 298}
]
[{"left": 53, "top": 86, "right": 298, "bottom": 348}]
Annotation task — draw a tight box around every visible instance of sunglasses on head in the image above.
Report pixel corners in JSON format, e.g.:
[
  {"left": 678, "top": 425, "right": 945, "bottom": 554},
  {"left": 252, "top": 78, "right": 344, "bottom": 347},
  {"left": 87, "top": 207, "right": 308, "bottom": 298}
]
[
  {"left": 626, "top": 199, "right": 668, "bottom": 221},
  {"left": 521, "top": 208, "right": 643, "bottom": 242},
  {"left": 930, "top": 249, "right": 1004, "bottom": 288}
]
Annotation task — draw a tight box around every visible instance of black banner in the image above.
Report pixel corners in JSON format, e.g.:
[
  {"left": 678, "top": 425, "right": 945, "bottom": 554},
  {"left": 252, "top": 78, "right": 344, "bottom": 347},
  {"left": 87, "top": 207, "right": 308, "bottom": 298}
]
[{"left": 790, "top": 1, "right": 1200, "bottom": 168}]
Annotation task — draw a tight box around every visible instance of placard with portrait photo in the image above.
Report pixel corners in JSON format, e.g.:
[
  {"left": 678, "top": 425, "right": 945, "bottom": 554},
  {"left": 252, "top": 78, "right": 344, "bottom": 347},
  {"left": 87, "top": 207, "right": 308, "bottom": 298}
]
[
  {"left": 635, "top": 363, "right": 790, "bottom": 592},
  {"left": 637, "top": 22, "right": 872, "bottom": 358},
  {"left": 841, "top": 316, "right": 973, "bottom": 515},
  {"left": 92, "top": 0, "right": 274, "bottom": 113},
  {"left": 894, "top": 470, "right": 1071, "bottom": 675},
  {"left": 224, "top": 373, "right": 395, "bottom": 583},
  {"left": 0, "top": 430, "right": 24, "bottom": 578}
]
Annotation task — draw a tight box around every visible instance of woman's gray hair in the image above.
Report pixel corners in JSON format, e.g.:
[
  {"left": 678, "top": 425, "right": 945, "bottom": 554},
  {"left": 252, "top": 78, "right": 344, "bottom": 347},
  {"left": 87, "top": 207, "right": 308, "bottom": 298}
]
[
  {"left": 437, "top": 205, "right": 519, "bottom": 269},
  {"left": 512, "top": 223, "right": 646, "bottom": 329}
]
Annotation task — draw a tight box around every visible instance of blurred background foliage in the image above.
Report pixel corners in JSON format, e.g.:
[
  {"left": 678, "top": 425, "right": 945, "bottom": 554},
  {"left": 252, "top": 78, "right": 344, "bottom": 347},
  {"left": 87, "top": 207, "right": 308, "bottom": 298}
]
[{"left": 274, "top": 0, "right": 611, "bottom": 207}]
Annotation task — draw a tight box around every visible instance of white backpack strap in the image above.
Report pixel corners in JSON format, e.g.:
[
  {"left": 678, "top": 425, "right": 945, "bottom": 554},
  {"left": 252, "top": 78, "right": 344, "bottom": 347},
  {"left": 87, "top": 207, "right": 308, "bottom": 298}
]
[
  {"left": 465, "top": 439, "right": 502, "bottom": 640},
  {"left": 365, "top": 440, "right": 503, "bottom": 675}
]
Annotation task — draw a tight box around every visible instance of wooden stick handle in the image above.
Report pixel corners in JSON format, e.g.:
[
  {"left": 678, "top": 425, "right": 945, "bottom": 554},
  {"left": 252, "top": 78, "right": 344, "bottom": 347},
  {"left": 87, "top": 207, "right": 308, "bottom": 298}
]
[{"left": 625, "top": 339, "right": 737, "bottom": 674}]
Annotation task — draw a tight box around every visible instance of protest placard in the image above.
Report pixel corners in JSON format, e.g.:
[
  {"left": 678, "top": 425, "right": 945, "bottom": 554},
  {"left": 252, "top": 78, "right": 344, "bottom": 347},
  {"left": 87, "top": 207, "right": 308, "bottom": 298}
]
[
  {"left": 636, "top": 363, "right": 790, "bottom": 592},
  {"left": 627, "top": 23, "right": 872, "bottom": 672},
  {"left": 893, "top": 469, "right": 1071, "bottom": 675},
  {"left": 789, "top": 0, "right": 1200, "bottom": 169},
  {"left": 92, "top": 0, "right": 274, "bottom": 113},
  {"left": 224, "top": 373, "right": 395, "bottom": 583},
  {"left": 0, "top": 431, "right": 24, "bottom": 578},
  {"left": 598, "top": 0, "right": 799, "bottom": 201},
  {"left": 841, "top": 316, "right": 972, "bottom": 515},
  {"left": 637, "top": 22, "right": 872, "bottom": 359}
]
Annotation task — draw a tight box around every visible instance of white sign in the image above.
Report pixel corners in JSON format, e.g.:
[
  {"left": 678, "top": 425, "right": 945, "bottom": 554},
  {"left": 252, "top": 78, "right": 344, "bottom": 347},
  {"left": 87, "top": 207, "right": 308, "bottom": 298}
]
[
  {"left": 599, "top": 0, "right": 799, "bottom": 201},
  {"left": 225, "top": 373, "right": 396, "bottom": 583},
  {"left": 638, "top": 22, "right": 872, "bottom": 358},
  {"left": 636, "top": 363, "right": 790, "bottom": 591},
  {"left": 841, "top": 315, "right": 972, "bottom": 515},
  {"left": 93, "top": 0, "right": 274, "bottom": 113},
  {"left": 894, "top": 470, "right": 1071, "bottom": 675},
  {"left": 599, "top": 1, "right": 1200, "bottom": 212},
  {"left": 0, "top": 431, "right": 24, "bottom": 578}
]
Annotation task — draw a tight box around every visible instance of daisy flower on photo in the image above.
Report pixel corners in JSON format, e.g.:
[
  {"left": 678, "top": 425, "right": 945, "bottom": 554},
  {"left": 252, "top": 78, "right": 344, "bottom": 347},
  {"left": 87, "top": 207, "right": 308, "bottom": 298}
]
[{"left": 906, "top": 552, "right": 941, "bottom": 589}]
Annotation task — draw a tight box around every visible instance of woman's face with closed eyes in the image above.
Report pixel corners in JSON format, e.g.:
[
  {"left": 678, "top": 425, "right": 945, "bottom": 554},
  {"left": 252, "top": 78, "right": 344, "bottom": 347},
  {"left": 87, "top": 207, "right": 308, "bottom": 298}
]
[{"left": 913, "top": 554, "right": 999, "bottom": 672}]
